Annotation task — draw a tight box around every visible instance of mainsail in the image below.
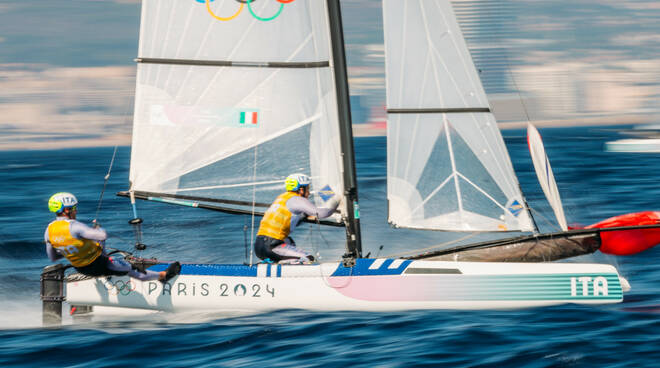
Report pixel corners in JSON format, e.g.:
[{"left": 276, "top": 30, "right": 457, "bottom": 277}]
[
  {"left": 382, "top": 0, "right": 534, "bottom": 232},
  {"left": 129, "top": 0, "right": 346, "bottom": 220}
]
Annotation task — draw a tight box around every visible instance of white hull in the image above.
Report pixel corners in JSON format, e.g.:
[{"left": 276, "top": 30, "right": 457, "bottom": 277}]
[{"left": 66, "top": 259, "right": 625, "bottom": 312}]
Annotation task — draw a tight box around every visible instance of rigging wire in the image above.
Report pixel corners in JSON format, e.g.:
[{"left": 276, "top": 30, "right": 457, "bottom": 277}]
[
  {"left": 307, "top": 216, "right": 329, "bottom": 263},
  {"left": 249, "top": 143, "right": 259, "bottom": 266},
  {"left": 243, "top": 216, "right": 249, "bottom": 263},
  {"left": 502, "top": 52, "right": 547, "bottom": 234},
  {"left": 528, "top": 206, "right": 564, "bottom": 233},
  {"left": 503, "top": 53, "right": 534, "bottom": 129},
  {"left": 315, "top": 218, "right": 353, "bottom": 289},
  {"left": 305, "top": 190, "right": 339, "bottom": 262},
  {"left": 305, "top": 209, "right": 353, "bottom": 288},
  {"left": 313, "top": 216, "right": 333, "bottom": 255},
  {"left": 116, "top": 86, "right": 147, "bottom": 256},
  {"left": 101, "top": 82, "right": 134, "bottom": 224},
  {"left": 93, "top": 145, "right": 119, "bottom": 226}
]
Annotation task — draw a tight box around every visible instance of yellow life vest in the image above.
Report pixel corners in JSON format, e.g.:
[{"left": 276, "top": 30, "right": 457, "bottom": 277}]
[
  {"left": 257, "top": 192, "right": 299, "bottom": 240},
  {"left": 46, "top": 219, "right": 102, "bottom": 267}
]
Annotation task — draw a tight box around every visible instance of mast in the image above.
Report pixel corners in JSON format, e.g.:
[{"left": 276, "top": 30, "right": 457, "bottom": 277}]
[{"left": 326, "top": 0, "right": 362, "bottom": 258}]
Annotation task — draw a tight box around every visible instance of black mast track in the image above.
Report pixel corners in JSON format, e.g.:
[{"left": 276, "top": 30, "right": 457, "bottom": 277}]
[
  {"left": 406, "top": 224, "right": 660, "bottom": 260},
  {"left": 136, "top": 57, "right": 329, "bottom": 69},
  {"left": 117, "top": 191, "right": 344, "bottom": 228},
  {"left": 327, "top": 0, "right": 362, "bottom": 258}
]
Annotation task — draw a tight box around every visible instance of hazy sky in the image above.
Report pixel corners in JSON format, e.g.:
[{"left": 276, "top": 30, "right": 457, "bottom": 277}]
[{"left": 0, "top": 0, "right": 659, "bottom": 150}]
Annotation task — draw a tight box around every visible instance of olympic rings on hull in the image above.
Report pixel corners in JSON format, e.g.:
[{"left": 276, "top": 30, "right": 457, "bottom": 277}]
[
  {"left": 103, "top": 279, "right": 136, "bottom": 296},
  {"left": 202, "top": 0, "right": 296, "bottom": 22}
]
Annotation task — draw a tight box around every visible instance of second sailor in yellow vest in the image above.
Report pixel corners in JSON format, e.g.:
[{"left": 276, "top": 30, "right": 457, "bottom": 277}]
[
  {"left": 45, "top": 192, "right": 181, "bottom": 282},
  {"left": 255, "top": 173, "right": 341, "bottom": 264}
]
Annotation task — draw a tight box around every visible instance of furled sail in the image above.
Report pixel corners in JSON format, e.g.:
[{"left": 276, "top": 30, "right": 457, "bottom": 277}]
[
  {"left": 382, "top": 0, "right": 534, "bottom": 232},
  {"left": 527, "top": 123, "right": 568, "bottom": 231},
  {"left": 129, "top": 0, "right": 344, "bottom": 219}
]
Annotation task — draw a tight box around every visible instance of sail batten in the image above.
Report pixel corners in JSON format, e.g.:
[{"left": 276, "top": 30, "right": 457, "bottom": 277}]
[
  {"left": 136, "top": 58, "right": 330, "bottom": 69},
  {"left": 387, "top": 108, "right": 491, "bottom": 114},
  {"left": 383, "top": 0, "right": 534, "bottom": 232}
]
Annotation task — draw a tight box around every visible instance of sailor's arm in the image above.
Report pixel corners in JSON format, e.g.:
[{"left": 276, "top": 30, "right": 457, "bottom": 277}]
[
  {"left": 288, "top": 195, "right": 341, "bottom": 220},
  {"left": 44, "top": 228, "right": 63, "bottom": 262},
  {"left": 318, "top": 194, "right": 342, "bottom": 218},
  {"left": 70, "top": 221, "right": 108, "bottom": 242}
]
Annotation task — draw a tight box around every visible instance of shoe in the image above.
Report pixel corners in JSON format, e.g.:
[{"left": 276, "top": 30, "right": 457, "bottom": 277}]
[{"left": 160, "top": 261, "right": 181, "bottom": 283}]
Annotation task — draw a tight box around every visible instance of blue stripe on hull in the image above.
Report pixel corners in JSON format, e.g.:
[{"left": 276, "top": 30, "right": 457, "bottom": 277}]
[
  {"left": 149, "top": 263, "right": 259, "bottom": 277},
  {"left": 331, "top": 259, "right": 412, "bottom": 276},
  {"left": 147, "top": 259, "right": 411, "bottom": 277}
]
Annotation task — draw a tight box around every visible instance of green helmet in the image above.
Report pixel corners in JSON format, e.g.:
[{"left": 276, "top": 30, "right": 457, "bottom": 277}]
[
  {"left": 285, "top": 173, "right": 311, "bottom": 192},
  {"left": 48, "top": 192, "right": 78, "bottom": 214}
]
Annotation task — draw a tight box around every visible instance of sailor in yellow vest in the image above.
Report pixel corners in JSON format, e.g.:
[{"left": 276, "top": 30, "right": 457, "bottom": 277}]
[
  {"left": 44, "top": 192, "right": 180, "bottom": 281},
  {"left": 255, "top": 173, "right": 341, "bottom": 264}
]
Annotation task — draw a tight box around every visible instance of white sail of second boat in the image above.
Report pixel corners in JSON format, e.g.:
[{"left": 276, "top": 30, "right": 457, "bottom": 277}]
[{"left": 382, "top": 0, "right": 534, "bottom": 232}]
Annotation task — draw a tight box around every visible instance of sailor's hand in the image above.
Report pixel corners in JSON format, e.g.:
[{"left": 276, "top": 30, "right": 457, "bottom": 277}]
[
  {"left": 327, "top": 194, "right": 342, "bottom": 209},
  {"left": 307, "top": 215, "right": 318, "bottom": 221},
  {"left": 92, "top": 219, "right": 101, "bottom": 228}
]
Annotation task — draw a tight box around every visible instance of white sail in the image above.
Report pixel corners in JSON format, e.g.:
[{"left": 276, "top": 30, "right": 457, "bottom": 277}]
[
  {"left": 382, "top": 0, "right": 534, "bottom": 232},
  {"left": 129, "top": 0, "right": 343, "bottom": 212},
  {"left": 527, "top": 124, "right": 568, "bottom": 231}
]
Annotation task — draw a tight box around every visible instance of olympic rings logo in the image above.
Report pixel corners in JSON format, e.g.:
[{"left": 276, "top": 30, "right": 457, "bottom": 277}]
[
  {"left": 103, "top": 279, "right": 136, "bottom": 296},
  {"left": 195, "top": 0, "right": 296, "bottom": 22}
]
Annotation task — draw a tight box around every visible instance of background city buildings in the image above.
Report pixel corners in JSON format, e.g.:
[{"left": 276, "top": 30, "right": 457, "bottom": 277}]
[{"left": 0, "top": 0, "right": 659, "bottom": 149}]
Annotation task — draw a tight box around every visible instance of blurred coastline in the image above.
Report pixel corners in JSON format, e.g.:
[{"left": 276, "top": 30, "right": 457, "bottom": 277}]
[{"left": 1, "top": 0, "right": 659, "bottom": 149}]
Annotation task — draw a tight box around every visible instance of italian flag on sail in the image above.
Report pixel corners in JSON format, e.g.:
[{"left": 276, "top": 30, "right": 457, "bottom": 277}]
[{"left": 239, "top": 110, "right": 258, "bottom": 125}]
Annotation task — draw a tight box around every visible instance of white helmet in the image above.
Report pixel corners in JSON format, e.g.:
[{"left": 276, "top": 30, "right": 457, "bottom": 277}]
[
  {"left": 285, "top": 173, "right": 311, "bottom": 192},
  {"left": 48, "top": 192, "right": 78, "bottom": 214}
]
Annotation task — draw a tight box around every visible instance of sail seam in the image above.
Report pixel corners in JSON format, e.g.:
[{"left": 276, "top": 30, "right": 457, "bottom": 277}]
[
  {"left": 455, "top": 171, "right": 509, "bottom": 213},
  {"left": 408, "top": 173, "right": 454, "bottom": 218},
  {"left": 136, "top": 57, "right": 330, "bottom": 68}
]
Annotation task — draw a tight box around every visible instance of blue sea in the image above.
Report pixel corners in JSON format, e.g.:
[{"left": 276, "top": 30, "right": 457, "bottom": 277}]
[{"left": 1, "top": 126, "right": 659, "bottom": 367}]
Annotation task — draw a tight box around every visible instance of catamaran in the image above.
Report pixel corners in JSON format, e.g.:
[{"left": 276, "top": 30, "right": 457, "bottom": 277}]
[{"left": 43, "top": 0, "right": 660, "bottom": 322}]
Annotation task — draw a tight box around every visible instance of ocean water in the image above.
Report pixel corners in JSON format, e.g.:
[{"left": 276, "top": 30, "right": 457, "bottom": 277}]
[{"left": 0, "top": 126, "right": 659, "bottom": 367}]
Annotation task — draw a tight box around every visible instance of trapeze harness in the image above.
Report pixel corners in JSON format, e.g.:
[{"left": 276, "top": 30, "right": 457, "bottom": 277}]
[
  {"left": 255, "top": 192, "right": 313, "bottom": 262},
  {"left": 46, "top": 219, "right": 102, "bottom": 267},
  {"left": 258, "top": 192, "right": 298, "bottom": 240},
  {"left": 45, "top": 218, "right": 162, "bottom": 281}
]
